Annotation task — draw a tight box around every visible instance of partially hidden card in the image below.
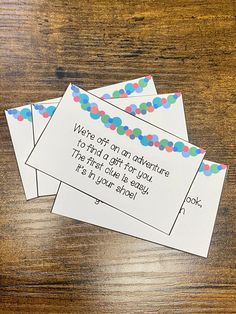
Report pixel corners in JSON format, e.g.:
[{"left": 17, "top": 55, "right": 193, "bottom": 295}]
[
  {"left": 32, "top": 98, "right": 61, "bottom": 196},
  {"left": 26, "top": 84, "right": 205, "bottom": 233},
  {"left": 6, "top": 76, "right": 157, "bottom": 199},
  {"left": 5, "top": 105, "right": 37, "bottom": 200},
  {"left": 5, "top": 98, "right": 60, "bottom": 200},
  {"left": 89, "top": 75, "right": 157, "bottom": 99},
  {"left": 52, "top": 97, "right": 227, "bottom": 257},
  {"left": 53, "top": 160, "right": 227, "bottom": 257},
  {"left": 32, "top": 92, "right": 187, "bottom": 196},
  {"left": 32, "top": 76, "right": 158, "bottom": 196}
]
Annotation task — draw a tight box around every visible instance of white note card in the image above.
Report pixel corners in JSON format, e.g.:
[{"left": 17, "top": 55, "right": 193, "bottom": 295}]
[{"left": 26, "top": 84, "right": 205, "bottom": 233}]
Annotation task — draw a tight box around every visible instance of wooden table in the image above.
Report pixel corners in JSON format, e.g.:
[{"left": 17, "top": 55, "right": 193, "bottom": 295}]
[{"left": 0, "top": 1, "right": 235, "bottom": 313}]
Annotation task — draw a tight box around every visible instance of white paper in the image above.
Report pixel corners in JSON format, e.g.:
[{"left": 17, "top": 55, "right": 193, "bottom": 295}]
[
  {"left": 5, "top": 105, "right": 38, "bottom": 200},
  {"left": 90, "top": 75, "right": 157, "bottom": 99},
  {"left": 51, "top": 94, "right": 227, "bottom": 256},
  {"left": 26, "top": 84, "right": 205, "bottom": 233},
  {"left": 32, "top": 76, "right": 157, "bottom": 196},
  {"left": 53, "top": 161, "right": 227, "bottom": 257},
  {"left": 32, "top": 99, "right": 61, "bottom": 196}
]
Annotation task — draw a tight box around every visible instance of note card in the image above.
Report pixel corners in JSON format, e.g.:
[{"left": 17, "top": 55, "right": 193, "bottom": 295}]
[
  {"left": 6, "top": 76, "right": 157, "bottom": 199},
  {"left": 5, "top": 105, "right": 37, "bottom": 200},
  {"left": 32, "top": 98, "right": 61, "bottom": 196},
  {"left": 26, "top": 84, "right": 205, "bottom": 233},
  {"left": 51, "top": 95, "right": 227, "bottom": 257},
  {"left": 53, "top": 160, "right": 227, "bottom": 257},
  {"left": 32, "top": 91, "right": 187, "bottom": 196},
  {"left": 89, "top": 75, "right": 157, "bottom": 99}
]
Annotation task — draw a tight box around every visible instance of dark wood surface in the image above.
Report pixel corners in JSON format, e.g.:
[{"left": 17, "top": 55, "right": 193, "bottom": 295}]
[{"left": 0, "top": 1, "right": 235, "bottom": 313}]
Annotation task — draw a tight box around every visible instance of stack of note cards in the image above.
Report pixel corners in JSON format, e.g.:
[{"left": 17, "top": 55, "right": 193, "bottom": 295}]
[{"left": 5, "top": 76, "right": 227, "bottom": 257}]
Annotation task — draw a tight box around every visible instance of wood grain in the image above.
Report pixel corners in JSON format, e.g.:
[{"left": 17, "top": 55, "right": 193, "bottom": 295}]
[{"left": 0, "top": 0, "right": 235, "bottom": 313}]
